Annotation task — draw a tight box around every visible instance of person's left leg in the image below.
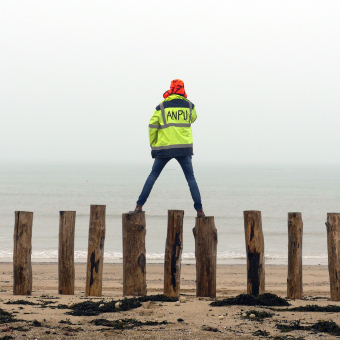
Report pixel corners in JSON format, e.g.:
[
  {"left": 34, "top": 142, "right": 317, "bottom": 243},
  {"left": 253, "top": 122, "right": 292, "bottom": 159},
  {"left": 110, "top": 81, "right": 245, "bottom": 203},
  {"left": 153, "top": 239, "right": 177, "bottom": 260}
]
[
  {"left": 176, "top": 156, "right": 203, "bottom": 212},
  {"left": 136, "top": 157, "right": 171, "bottom": 210}
]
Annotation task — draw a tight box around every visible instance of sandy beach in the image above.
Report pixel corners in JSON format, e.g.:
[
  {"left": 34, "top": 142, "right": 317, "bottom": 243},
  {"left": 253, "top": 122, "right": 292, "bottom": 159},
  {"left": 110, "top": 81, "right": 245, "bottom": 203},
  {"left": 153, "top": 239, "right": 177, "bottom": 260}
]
[{"left": 1, "top": 263, "right": 340, "bottom": 339}]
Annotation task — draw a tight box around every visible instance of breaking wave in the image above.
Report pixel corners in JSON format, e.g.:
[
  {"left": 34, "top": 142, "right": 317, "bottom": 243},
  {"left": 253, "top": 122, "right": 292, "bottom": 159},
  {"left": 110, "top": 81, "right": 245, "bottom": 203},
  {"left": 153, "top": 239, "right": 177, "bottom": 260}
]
[{"left": 0, "top": 249, "right": 328, "bottom": 264}]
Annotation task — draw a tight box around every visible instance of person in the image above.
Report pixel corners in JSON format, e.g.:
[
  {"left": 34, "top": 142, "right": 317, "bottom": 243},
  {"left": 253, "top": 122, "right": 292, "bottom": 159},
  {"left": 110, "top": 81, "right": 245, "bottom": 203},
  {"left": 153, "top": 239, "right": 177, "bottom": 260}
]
[{"left": 134, "top": 79, "right": 204, "bottom": 217}]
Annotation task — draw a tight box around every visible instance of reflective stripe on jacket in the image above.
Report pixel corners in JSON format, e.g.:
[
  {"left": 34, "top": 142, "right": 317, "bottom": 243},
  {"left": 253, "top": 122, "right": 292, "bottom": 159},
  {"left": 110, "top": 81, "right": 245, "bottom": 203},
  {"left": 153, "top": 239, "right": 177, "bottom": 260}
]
[{"left": 148, "top": 94, "right": 197, "bottom": 158}]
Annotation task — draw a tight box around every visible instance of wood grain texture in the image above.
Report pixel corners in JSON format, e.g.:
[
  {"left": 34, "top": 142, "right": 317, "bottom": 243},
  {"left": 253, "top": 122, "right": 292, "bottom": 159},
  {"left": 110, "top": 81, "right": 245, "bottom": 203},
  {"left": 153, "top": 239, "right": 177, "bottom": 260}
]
[
  {"left": 193, "top": 216, "right": 217, "bottom": 297},
  {"left": 243, "top": 210, "right": 265, "bottom": 295},
  {"left": 58, "top": 211, "right": 76, "bottom": 295},
  {"left": 326, "top": 213, "right": 340, "bottom": 301},
  {"left": 122, "top": 212, "right": 147, "bottom": 296},
  {"left": 164, "top": 210, "right": 184, "bottom": 297},
  {"left": 13, "top": 211, "right": 33, "bottom": 295},
  {"left": 287, "top": 212, "right": 303, "bottom": 299},
  {"left": 85, "top": 205, "right": 106, "bottom": 296}
]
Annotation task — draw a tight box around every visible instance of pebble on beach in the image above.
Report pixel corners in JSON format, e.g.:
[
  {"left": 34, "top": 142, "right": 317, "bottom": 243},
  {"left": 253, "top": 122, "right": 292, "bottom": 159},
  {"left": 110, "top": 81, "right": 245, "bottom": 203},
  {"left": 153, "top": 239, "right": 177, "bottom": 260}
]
[
  {"left": 179, "top": 296, "right": 186, "bottom": 303},
  {"left": 175, "top": 301, "right": 180, "bottom": 306},
  {"left": 115, "top": 301, "right": 121, "bottom": 309}
]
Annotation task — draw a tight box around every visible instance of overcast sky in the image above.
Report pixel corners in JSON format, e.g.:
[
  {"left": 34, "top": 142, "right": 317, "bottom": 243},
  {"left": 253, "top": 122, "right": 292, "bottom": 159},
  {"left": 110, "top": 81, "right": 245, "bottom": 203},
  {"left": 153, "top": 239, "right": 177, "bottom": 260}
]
[{"left": 1, "top": 1, "right": 339, "bottom": 164}]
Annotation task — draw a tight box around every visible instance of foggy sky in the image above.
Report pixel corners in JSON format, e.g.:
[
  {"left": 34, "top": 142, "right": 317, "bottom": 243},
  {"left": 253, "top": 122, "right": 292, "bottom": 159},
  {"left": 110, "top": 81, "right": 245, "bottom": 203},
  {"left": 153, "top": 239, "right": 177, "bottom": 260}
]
[{"left": 1, "top": 1, "right": 339, "bottom": 164}]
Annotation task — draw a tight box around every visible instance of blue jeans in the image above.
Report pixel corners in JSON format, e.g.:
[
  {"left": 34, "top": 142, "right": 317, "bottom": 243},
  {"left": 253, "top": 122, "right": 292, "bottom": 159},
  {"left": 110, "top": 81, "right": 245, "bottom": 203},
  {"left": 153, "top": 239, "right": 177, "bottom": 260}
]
[{"left": 137, "top": 156, "right": 202, "bottom": 211}]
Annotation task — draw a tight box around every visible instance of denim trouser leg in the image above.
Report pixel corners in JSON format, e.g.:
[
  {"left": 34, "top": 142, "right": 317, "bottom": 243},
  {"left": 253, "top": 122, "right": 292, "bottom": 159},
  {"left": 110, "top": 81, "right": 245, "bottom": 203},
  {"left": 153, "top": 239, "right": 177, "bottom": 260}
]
[
  {"left": 176, "top": 156, "right": 203, "bottom": 211},
  {"left": 137, "top": 158, "right": 170, "bottom": 206}
]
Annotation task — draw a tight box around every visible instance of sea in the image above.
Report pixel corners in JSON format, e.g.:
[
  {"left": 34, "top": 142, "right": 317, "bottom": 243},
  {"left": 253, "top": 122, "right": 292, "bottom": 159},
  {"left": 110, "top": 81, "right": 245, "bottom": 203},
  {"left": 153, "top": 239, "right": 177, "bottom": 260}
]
[{"left": 0, "top": 161, "right": 339, "bottom": 266}]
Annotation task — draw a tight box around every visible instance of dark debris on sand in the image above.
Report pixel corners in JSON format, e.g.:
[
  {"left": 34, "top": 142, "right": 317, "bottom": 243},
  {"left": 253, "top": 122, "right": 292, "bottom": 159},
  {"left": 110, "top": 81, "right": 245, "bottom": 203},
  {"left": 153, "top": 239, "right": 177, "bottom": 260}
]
[
  {"left": 277, "top": 319, "right": 340, "bottom": 336},
  {"left": 210, "top": 293, "right": 290, "bottom": 307},
  {"left": 0, "top": 308, "right": 19, "bottom": 323},
  {"left": 59, "top": 318, "right": 74, "bottom": 325},
  {"left": 32, "top": 319, "right": 42, "bottom": 327},
  {"left": 276, "top": 304, "right": 340, "bottom": 313},
  {"left": 92, "top": 318, "right": 168, "bottom": 330},
  {"left": 276, "top": 320, "right": 307, "bottom": 332},
  {"left": 310, "top": 320, "right": 340, "bottom": 335},
  {"left": 9, "top": 325, "right": 30, "bottom": 332},
  {"left": 245, "top": 309, "right": 273, "bottom": 321},
  {"left": 272, "top": 336, "right": 305, "bottom": 340},
  {"left": 201, "top": 325, "right": 221, "bottom": 332},
  {"left": 40, "top": 294, "right": 60, "bottom": 299},
  {"left": 39, "top": 300, "right": 58, "bottom": 308},
  {"left": 253, "top": 329, "right": 270, "bottom": 336},
  {"left": 5, "top": 300, "right": 38, "bottom": 306},
  {"left": 0, "top": 336, "right": 15, "bottom": 340},
  {"left": 62, "top": 294, "right": 178, "bottom": 316}
]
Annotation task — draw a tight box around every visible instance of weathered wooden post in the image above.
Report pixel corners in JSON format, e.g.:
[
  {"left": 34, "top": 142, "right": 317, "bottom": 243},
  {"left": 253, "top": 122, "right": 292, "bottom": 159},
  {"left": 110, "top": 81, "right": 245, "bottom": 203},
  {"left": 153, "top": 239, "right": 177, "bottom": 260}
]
[
  {"left": 122, "top": 211, "right": 147, "bottom": 296},
  {"left": 13, "top": 211, "right": 33, "bottom": 295},
  {"left": 287, "top": 212, "right": 303, "bottom": 299},
  {"left": 326, "top": 213, "right": 340, "bottom": 301},
  {"left": 193, "top": 216, "right": 217, "bottom": 297},
  {"left": 164, "top": 210, "right": 184, "bottom": 297},
  {"left": 58, "top": 211, "right": 76, "bottom": 295},
  {"left": 85, "top": 205, "right": 106, "bottom": 296},
  {"left": 243, "top": 210, "right": 265, "bottom": 295}
]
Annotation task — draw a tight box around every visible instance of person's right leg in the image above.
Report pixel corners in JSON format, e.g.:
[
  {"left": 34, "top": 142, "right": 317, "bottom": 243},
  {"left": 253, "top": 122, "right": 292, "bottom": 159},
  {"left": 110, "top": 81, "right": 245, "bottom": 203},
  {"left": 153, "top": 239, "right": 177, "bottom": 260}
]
[
  {"left": 136, "top": 158, "right": 170, "bottom": 208},
  {"left": 176, "top": 156, "right": 204, "bottom": 216}
]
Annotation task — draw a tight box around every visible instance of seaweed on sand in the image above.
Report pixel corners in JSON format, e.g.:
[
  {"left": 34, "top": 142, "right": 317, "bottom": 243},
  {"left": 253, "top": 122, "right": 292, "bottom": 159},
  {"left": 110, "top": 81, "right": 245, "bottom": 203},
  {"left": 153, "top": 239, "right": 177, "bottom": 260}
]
[
  {"left": 32, "top": 319, "right": 42, "bottom": 327},
  {"left": 8, "top": 325, "right": 30, "bottom": 332},
  {"left": 253, "top": 329, "right": 270, "bottom": 336},
  {"left": 210, "top": 293, "right": 290, "bottom": 307},
  {"left": 92, "top": 318, "right": 167, "bottom": 330},
  {"left": 0, "top": 336, "right": 15, "bottom": 340},
  {"left": 138, "top": 294, "right": 178, "bottom": 303},
  {"left": 277, "top": 319, "right": 340, "bottom": 336},
  {"left": 39, "top": 300, "right": 57, "bottom": 308},
  {"left": 273, "top": 336, "right": 305, "bottom": 340},
  {"left": 65, "top": 294, "right": 178, "bottom": 316},
  {"left": 245, "top": 310, "right": 273, "bottom": 321},
  {"left": 0, "top": 308, "right": 19, "bottom": 323},
  {"left": 276, "top": 304, "right": 340, "bottom": 313},
  {"left": 40, "top": 294, "right": 60, "bottom": 299},
  {"left": 201, "top": 325, "right": 221, "bottom": 332},
  {"left": 59, "top": 319, "right": 73, "bottom": 325},
  {"left": 310, "top": 320, "right": 340, "bottom": 336},
  {"left": 5, "top": 299, "right": 38, "bottom": 306},
  {"left": 276, "top": 320, "right": 307, "bottom": 332},
  {"left": 6, "top": 299, "right": 56, "bottom": 308}
]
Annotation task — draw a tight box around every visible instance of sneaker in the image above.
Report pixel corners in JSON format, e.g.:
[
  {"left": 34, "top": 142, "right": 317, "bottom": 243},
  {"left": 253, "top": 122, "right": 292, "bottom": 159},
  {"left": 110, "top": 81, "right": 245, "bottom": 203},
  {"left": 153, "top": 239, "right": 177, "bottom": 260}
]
[{"left": 197, "top": 209, "right": 205, "bottom": 217}]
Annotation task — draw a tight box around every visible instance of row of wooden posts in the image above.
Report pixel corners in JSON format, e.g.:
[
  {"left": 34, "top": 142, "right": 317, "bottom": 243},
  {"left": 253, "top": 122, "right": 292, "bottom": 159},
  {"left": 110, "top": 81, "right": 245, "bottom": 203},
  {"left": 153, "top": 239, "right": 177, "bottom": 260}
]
[{"left": 12, "top": 207, "right": 340, "bottom": 300}]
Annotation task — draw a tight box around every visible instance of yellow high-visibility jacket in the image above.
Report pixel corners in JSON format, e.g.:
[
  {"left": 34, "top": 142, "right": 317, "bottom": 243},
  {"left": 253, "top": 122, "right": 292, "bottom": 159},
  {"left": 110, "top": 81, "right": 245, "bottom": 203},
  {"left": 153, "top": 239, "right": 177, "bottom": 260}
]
[{"left": 148, "top": 94, "right": 197, "bottom": 158}]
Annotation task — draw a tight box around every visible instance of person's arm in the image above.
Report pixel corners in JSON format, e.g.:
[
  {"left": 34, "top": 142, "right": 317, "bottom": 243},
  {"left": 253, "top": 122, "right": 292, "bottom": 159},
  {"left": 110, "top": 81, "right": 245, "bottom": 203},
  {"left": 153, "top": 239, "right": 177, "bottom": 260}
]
[
  {"left": 148, "top": 109, "right": 160, "bottom": 146},
  {"left": 191, "top": 106, "right": 197, "bottom": 123}
]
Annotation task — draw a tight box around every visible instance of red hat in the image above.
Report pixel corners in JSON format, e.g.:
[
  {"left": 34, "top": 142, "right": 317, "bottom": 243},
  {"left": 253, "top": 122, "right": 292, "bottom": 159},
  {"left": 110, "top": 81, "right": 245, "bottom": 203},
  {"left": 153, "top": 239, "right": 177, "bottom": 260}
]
[{"left": 163, "top": 79, "right": 187, "bottom": 99}]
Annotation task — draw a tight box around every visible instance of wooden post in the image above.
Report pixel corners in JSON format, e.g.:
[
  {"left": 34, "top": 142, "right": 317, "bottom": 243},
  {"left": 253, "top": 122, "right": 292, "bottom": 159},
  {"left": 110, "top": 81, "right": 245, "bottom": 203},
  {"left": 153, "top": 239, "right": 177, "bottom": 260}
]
[
  {"left": 164, "top": 210, "right": 184, "bottom": 297},
  {"left": 85, "top": 205, "right": 106, "bottom": 296},
  {"left": 122, "top": 212, "right": 147, "bottom": 296},
  {"left": 326, "top": 213, "right": 340, "bottom": 301},
  {"left": 58, "top": 211, "right": 76, "bottom": 295},
  {"left": 287, "top": 212, "right": 303, "bottom": 299},
  {"left": 13, "top": 211, "right": 33, "bottom": 295},
  {"left": 193, "top": 216, "right": 217, "bottom": 297},
  {"left": 243, "top": 210, "right": 265, "bottom": 295}
]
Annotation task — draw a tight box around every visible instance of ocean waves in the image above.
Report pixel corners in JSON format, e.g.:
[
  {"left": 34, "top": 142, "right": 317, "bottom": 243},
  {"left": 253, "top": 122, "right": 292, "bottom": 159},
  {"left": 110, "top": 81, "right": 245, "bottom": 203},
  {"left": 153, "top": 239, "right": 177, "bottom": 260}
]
[{"left": 0, "top": 249, "right": 328, "bottom": 264}]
